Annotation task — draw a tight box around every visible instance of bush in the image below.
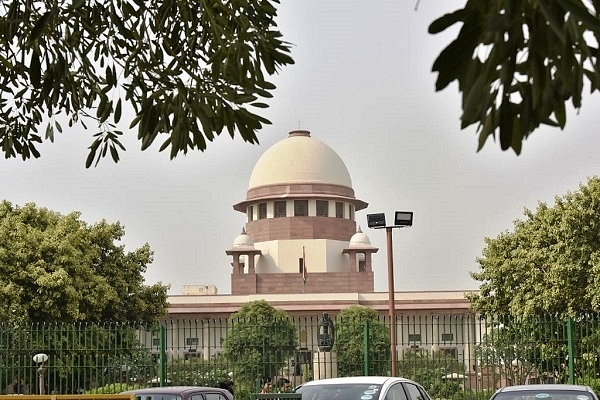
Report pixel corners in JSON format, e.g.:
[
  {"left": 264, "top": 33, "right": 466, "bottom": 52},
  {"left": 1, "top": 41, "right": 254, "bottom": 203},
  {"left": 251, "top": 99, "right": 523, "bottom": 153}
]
[{"left": 86, "top": 383, "right": 144, "bottom": 394}]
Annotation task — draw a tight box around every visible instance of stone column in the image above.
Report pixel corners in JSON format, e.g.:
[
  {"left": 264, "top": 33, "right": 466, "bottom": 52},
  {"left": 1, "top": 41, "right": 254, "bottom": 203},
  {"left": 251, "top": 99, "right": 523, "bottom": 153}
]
[{"left": 313, "top": 351, "right": 337, "bottom": 379}]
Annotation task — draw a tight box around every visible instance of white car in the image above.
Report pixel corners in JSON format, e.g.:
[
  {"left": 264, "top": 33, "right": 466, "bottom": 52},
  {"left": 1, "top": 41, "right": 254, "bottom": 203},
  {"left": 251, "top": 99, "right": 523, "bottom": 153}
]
[
  {"left": 490, "top": 384, "right": 599, "bottom": 400},
  {"left": 294, "top": 376, "right": 433, "bottom": 400}
]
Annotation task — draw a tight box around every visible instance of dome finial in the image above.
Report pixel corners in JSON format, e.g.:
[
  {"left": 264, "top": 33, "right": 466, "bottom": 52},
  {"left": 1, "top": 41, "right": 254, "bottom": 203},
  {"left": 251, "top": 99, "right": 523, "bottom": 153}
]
[
  {"left": 357, "top": 226, "right": 362, "bottom": 233},
  {"left": 240, "top": 227, "right": 246, "bottom": 235}
]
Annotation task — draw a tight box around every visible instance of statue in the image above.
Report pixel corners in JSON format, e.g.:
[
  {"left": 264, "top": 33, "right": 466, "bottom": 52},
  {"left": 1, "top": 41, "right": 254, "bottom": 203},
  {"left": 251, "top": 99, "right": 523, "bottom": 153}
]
[{"left": 318, "top": 312, "right": 335, "bottom": 351}]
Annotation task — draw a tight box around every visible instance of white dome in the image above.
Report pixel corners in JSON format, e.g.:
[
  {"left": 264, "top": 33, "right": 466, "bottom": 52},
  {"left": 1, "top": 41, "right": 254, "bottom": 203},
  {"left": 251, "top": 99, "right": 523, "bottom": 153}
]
[
  {"left": 248, "top": 130, "right": 352, "bottom": 190},
  {"left": 349, "top": 227, "right": 371, "bottom": 247},
  {"left": 233, "top": 228, "right": 254, "bottom": 248}
]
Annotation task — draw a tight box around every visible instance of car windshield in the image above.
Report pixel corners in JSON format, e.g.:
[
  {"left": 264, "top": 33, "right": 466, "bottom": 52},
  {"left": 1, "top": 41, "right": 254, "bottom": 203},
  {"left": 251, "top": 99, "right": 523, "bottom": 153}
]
[
  {"left": 296, "top": 383, "right": 383, "bottom": 400},
  {"left": 494, "top": 390, "right": 595, "bottom": 400},
  {"left": 135, "top": 395, "right": 183, "bottom": 400}
]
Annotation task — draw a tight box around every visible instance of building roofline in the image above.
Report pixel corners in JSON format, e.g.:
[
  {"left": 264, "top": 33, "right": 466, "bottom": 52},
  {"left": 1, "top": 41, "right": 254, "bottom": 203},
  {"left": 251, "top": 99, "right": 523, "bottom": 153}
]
[{"left": 166, "top": 290, "right": 477, "bottom": 317}]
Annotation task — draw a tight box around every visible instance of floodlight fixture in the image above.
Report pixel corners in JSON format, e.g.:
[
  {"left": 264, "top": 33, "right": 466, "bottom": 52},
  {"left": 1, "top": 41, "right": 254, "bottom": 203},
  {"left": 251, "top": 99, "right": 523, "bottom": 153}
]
[
  {"left": 367, "top": 213, "right": 386, "bottom": 229},
  {"left": 394, "top": 211, "right": 413, "bottom": 227}
]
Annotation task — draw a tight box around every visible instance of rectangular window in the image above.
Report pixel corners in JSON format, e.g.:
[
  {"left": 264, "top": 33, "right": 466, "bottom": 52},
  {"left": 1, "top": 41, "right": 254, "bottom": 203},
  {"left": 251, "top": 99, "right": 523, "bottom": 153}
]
[
  {"left": 274, "top": 201, "right": 287, "bottom": 218},
  {"left": 258, "top": 203, "right": 267, "bottom": 219},
  {"left": 248, "top": 206, "right": 254, "bottom": 222},
  {"left": 186, "top": 337, "right": 199, "bottom": 346},
  {"left": 294, "top": 200, "right": 308, "bottom": 216},
  {"left": 408, "top": 333, "right": 421, "bottom": 342},
  {"left": 439, "top": 347, "right": 458, "bottom": 358},
  {"left": 336, "top": 202, "right": 344, "bottom": 218},
  {"left": 299, "top": 258, "right": 304, "bottom": 273},
  {"left": 348, "top": 204, "right": 354, "bottom": 220},
  {"left": 441, "top": 333, "right": 454, "bottom": 342},
  {"left": 316, "top": 200, "right": 328, "bottom": 217}
]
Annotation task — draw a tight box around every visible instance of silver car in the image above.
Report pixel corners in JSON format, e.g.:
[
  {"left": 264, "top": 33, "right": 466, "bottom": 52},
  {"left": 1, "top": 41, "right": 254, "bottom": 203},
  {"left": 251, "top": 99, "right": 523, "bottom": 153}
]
[
  {"left": 294, "top": 376, "right": 433, "bottom": 400},
  {"left": 120, "top": 386, "right": 234, "bottom": 400},
  {"left": 490, "top": 384, "right": 599, "bottom": 400}
]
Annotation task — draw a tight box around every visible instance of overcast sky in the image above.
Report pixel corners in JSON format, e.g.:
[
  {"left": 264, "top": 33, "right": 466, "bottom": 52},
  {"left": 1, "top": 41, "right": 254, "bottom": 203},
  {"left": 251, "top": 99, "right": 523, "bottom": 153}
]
[{"left": 3, "top": 1, "right": 600, "bottom": 295}]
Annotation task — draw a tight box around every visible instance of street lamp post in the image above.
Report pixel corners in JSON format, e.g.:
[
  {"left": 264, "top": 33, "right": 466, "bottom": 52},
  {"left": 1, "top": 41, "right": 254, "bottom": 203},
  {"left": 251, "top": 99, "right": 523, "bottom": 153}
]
[
  {"left": 33, "top": 353, "right": 48, "bottom": 395},
  {"left": 367, "top": 211, "right": 413, "bottom": 377}
]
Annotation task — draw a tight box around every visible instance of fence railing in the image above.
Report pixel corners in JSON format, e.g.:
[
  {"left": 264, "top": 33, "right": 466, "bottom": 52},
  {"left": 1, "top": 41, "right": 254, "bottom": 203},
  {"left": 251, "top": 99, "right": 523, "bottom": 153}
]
[{"left": 1, "top": 314, "right": 600, "bottom": 398}]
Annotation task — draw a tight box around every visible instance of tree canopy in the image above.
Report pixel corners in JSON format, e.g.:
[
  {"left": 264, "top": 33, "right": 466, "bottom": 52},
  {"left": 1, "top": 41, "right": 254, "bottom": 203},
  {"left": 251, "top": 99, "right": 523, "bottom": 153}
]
[
  {"left": 334, "top": 305, "right": 390, "bottom": 376},
  {"left": 0, "top": 0, "right": 293, "bottom": 167},
  {"left": 222, "top": 299, "right": 297, "bottom": 388},
  {"left": 0, "top": 200, "right": 169, "bottom": 324},
  {"left": 467, "top": 176, "right": 600, "bottom": 315},
  {"left": 430, "top": 1, "right": 600, "bottom": 154},
  {"left": 4, "top": 1, "right": 598, "bottom": 163}
]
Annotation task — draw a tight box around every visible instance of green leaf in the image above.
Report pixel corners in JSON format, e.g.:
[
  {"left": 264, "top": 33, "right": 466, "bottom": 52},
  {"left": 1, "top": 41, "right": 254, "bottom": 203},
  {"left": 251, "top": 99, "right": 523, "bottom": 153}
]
[
  {"left": 554, "top": 99, "right": 567, "bottom": 128},
  {"left": 30, "top": 52, "right": 41, "bottom": 88},
  {"left": 109, "top": 144, "right": 119, "bottom": 162},
  {"left": 428, "top": 9, "right": 467, "bottom": 34},
  {"left": 45, "top": 122, "right": 54, "bottom": 141},
  {"left": 499, "top": 100, "right": 513, "bottom": 151},
  {"left": 432, "top": 12, "right": 482, "bottom": 91},
  {"left": 477, "top": 111, "right": 495, "bottom": 152},
  {"left": 30, "top": 12, "right": 52, "bottom": 42},
  {"left": 70, "top": 0, "right": 85, "bottom": 9},
  {"left": 114, "top": 99, "right": 122, "bottom": 124},
  {"left": 85, "top": 139, "right": 100, "bottom": 168}
]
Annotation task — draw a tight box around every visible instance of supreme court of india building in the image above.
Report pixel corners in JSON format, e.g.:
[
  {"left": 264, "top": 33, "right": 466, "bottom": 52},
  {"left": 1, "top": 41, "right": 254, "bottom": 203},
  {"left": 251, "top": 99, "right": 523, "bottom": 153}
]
[{"left": 163, "top": 129, "right": 479, "bottom": 373}]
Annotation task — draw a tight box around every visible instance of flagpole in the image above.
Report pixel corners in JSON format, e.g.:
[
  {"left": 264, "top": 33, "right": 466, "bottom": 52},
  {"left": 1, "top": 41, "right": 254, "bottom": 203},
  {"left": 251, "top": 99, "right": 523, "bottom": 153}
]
[{"left": 302, "top": 246, "right": 307, "bottom": 293}]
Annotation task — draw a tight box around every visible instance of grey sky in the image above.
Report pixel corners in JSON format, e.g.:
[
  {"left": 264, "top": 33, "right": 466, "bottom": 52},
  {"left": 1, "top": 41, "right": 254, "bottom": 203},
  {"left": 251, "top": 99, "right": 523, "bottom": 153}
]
[{"left": 3, "top": 1, "right": 600, "bottom": 295}]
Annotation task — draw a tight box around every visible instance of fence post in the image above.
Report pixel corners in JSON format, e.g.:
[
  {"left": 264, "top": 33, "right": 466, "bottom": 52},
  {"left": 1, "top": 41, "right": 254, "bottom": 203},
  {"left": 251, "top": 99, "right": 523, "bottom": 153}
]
[
  {"left": 363, "top": 320, "right": 370, "bottom": 376},
  {"left": 567, "top": 317, "right": 575, "bottom": 384},
  {"left": 159, "top": 325, "right": 167, "bottom": 386}
]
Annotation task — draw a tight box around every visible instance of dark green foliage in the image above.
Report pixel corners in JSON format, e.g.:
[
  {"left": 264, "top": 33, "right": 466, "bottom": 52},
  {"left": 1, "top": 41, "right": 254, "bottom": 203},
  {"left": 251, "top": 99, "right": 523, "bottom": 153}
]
[
  {"left": 165, "top": 356, "right": 230, "bottom": 386},
  {"left": 475, "top": 314, "right": 600, "bottom": 387},
  {"left": 0, "top": 322, "right": 157, "bottom": 395},
  {"left": 398, "top": 350, "right": 464, "bottom": 400},
  {"left": 86, "top": 383, "right": 145, "bottom": 394},
  {"left": 430, "top": 1, "right": 600, "bottom": 154},
  {"left": 334, "top": 305, "right": 390, "bottom": 376},
  {"left": 0, "top": 0, "right": 294, "bottom": 166},
  {"left": 222, "top": 300, "right": 297, "bottom": 390}
]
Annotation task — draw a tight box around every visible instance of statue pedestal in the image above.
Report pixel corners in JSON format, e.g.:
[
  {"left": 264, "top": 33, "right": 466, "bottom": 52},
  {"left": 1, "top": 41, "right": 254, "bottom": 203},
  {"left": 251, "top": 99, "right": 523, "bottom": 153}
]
[{"left": 313, "top": 351, "right": 337, "bottom": 380}]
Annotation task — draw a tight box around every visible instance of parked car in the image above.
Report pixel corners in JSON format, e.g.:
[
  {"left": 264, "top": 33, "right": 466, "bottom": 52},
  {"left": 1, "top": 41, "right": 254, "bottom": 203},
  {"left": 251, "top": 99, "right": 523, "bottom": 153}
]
[
  {"left": 120, "top": 386, "right": 234, "bottom": 400},
  {"left": 490, "top": 384, "right": 599, "bottom": 400},
  {"left": 294, "top": 376, "right": 433, "bottom": 400}
]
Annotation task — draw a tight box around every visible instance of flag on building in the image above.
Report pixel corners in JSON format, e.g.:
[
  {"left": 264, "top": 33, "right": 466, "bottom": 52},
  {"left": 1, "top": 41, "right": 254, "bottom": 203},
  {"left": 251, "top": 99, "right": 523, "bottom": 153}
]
[{"left": 302, "top": 246, "right": 307, "bottom": 285}]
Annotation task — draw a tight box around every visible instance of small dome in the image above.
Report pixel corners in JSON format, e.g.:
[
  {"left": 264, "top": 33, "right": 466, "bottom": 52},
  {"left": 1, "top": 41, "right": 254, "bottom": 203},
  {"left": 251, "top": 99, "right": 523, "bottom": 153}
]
[
  {"left": 248, "top": 130, "right": 352, "bottom": 190},
  {"left": 233, "top": 228, "right": 254, "bottom": 248},
  {"left": 349, "top": 226, "right": 371, "bottom": 247}
]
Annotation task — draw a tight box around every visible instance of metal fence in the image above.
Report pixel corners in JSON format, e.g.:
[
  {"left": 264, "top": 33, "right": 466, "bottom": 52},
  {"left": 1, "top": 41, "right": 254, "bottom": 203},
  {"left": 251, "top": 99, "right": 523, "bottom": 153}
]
[{"left": 2, "top": 314, "right": 600, "bottom": 398}]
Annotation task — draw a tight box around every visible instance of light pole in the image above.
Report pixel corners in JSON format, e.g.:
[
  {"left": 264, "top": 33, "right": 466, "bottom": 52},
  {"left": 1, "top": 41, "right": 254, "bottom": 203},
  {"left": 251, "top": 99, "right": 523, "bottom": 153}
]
[
  {"left": 367, "top": 211, "right": 413, "bottom": 377},
  {"left": 33, "top": 353, "right": 48, "bottom": 395}
]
